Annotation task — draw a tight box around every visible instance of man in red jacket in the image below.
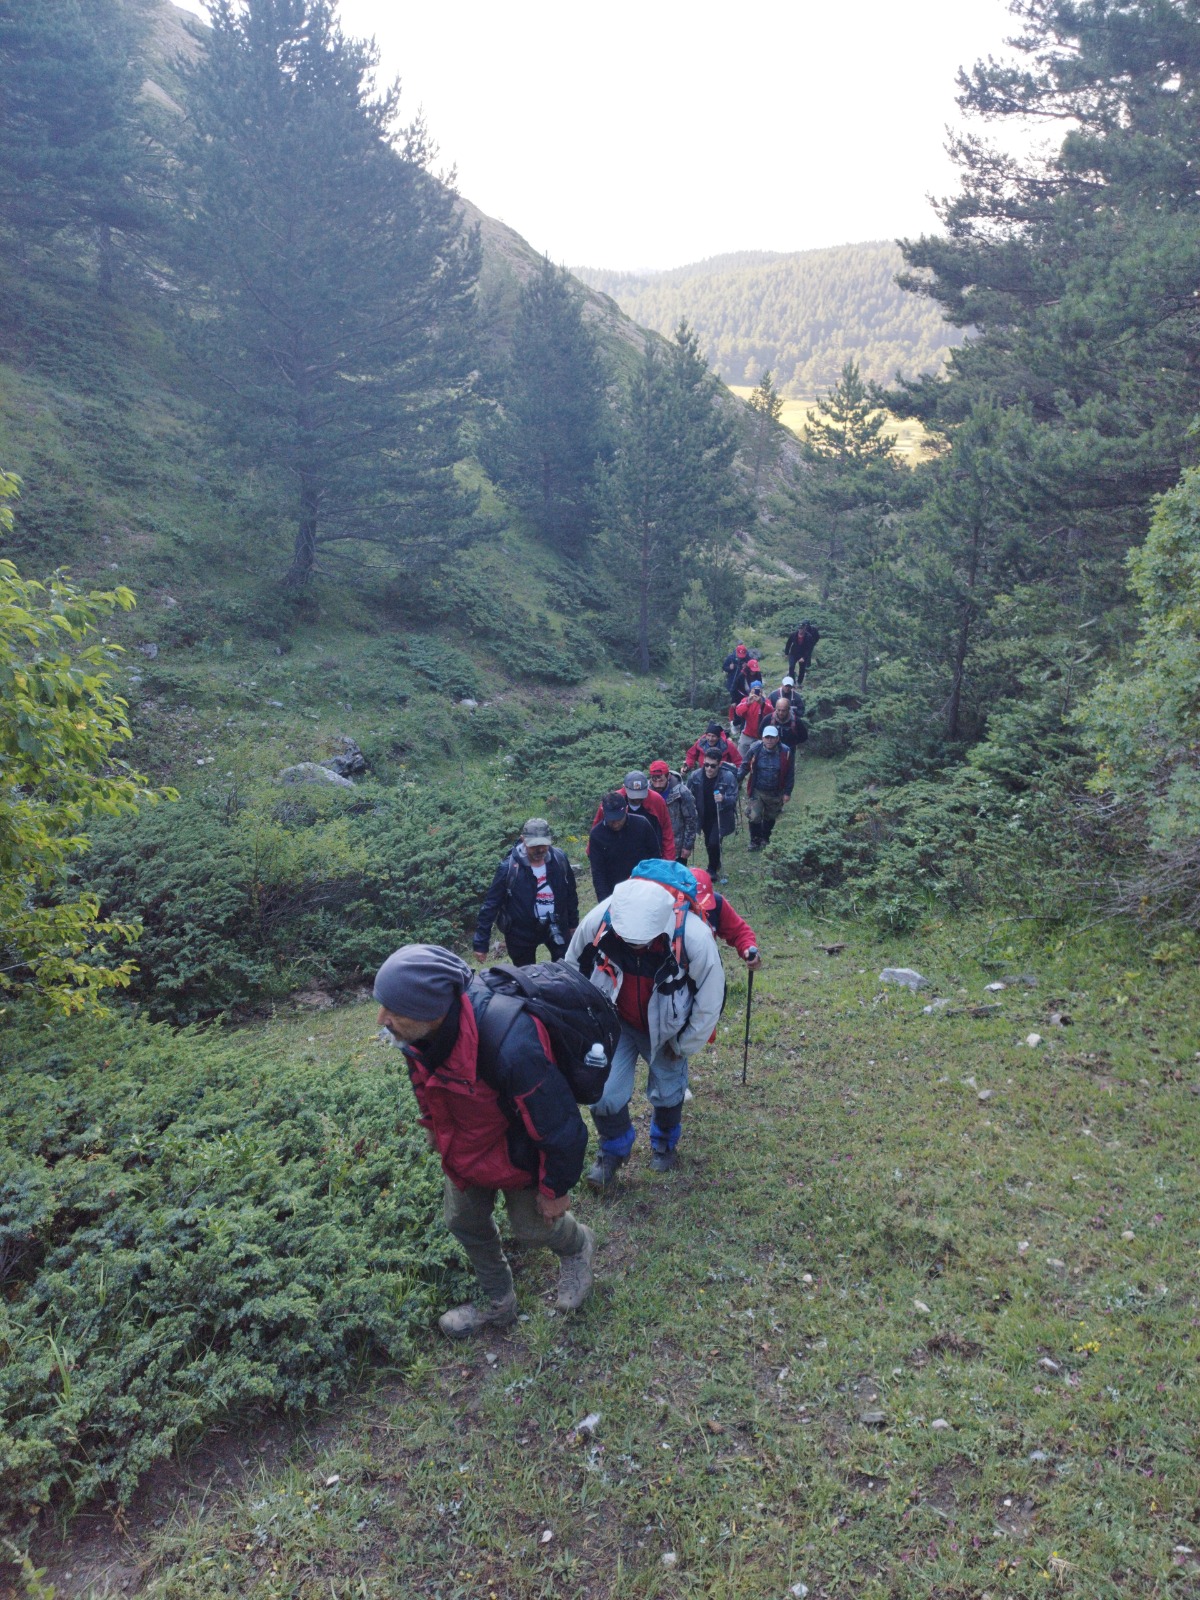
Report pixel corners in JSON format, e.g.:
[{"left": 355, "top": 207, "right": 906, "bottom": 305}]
[
  {"left": 690, "top": 868, "right": 762, "bottom": 967},
  {"left": 683, "top": 722, "right": 740, "bottom": 772},
  {"left": 589, "top": 770, "right": 676, "bottom": 859},
  {"left": 733, "top": 680, "right": 774, "bottom": 757},
  {"left": 375, "top": 944, "right": 595, "bottom": 1337}
]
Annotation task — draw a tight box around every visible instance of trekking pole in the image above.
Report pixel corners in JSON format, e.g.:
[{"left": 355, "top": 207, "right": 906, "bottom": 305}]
[{"left": 740, "top": 966, "right": 754, "bottom": 1086}]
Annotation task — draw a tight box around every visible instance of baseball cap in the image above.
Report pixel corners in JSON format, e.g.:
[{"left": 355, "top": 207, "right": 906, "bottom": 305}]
[
  {"left": 648, "top": 760, "right": 670, "bottom": 778},
  {"left": 602, "top": 791, "right": 628, "bottom": 820},
  {"left": 762, "top": 725, "right": 780, "bottom": 739},
  {"left": 782, "top": 675, "right": 795, "bottom": 686},
  {"left": 521, "top": 817, "right": 553, "bottom": 846},
  {"left": 623, "top": 770, "right": 650, "bottom": 798},
  {"left": 751, "top": 679, "right": 763, "bottom": 690}
]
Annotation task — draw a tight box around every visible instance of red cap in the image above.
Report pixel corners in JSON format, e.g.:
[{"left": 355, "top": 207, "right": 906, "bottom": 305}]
[
  {"left": 648, "top": 759, "right": 670, "bottom": 778},
  {"left": 689, "top": 866, "right": 718, "bottom": 914},
  {"left": 735, "top": 644, "right": 748, "bottom": 657},
  {"left": 748, "top": 658, "right": 759, "bottom": 670}
]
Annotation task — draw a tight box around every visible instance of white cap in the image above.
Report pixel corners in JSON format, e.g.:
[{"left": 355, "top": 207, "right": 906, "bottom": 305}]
[
  {"left": 762, "top": 725, "right": 780, "bottom": 739},
  {"left": 781, "top": 675, "right": 795, "bottom": 686},
  {"left": 608, "top": 879, "right": 676, "bottom": 944}
]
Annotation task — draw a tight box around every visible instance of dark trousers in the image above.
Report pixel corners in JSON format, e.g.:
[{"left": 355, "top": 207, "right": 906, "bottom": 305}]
[
  {"left": 703, "top": 824, "right": 722, "bottom": 874},
  {"left": 789, "top": 656, "right": 809, "bottom": 687},
  {"left": 505, "top": 931, "right": 567, "bottom": 966}
]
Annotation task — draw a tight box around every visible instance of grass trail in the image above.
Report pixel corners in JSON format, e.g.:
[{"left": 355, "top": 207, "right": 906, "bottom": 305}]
[{"left": 33, "top": 819, "right": 1200, "bottom": 1599}]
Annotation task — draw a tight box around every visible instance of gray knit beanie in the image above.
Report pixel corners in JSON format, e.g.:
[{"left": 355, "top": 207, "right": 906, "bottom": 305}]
[{"left": 373, "top": 944, "right": 471, "bottom": 1021}]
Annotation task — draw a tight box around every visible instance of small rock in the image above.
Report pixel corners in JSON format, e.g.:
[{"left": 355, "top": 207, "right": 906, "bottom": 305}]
[
  {"left": 706, "top": 1418, "right": 724, "bottom": 1435},
  {"left": 801, "top": 1272, "right": 814, "bottom": 1285},
  {"left": 913, "top": 1299, "right": 931, "bottom": 1314},
  {"left": 879, "top": 967, "right": 929, "bottom": 990},
  {"left": 969, "top": 1004, "right": 1003, "bottom": 1017},
  {"left": 324, "top": 1474, "right": 340, "bottom": 1487},
  {"left": 1037, "top": 1357, "right": 1060, "bottom": 1374},
  {"left": 978, "top": 1089, "right": 995, "bottom": 1102},
  {"left": 572, "top": 1412, "right": 601, "bottom": 1439},
  {"left": 860, "top": 1409, "right": 887, "bottom": 1426},
  {"left": 923, "top": 997, "right": 951, "bottom": 1013},
  {"left": 1049, "top": 1011, "right": 1072, "bottom": 1027},
  {"left": 791, "top": 1585, "right": 810, "bottom": 1599},
  {"left": 1121, "top": 1229, "right": 1135, "bottom": 1241},
  {"left": 137, "top": 641, "right": 159, "bottom": 659},
  {"left": 931, "top": 1418, "right": 952, "bottom": 1431},
  {"left": 1025, "top": 1033, "right": 1042, "bottom": 1048},
  {"left": 1046, "top": 1258, "right": 1066, "bottom": 1271},
  {"left": 985, "top": 980, "right": 1006, "bottom": 992},
  {"left": 817, "top": 942, "right": 846, "bottom": 955},
  {"left": 1017, "top": 1240, "right": 1030, "bottom": 1255},
  {"left": 1029, "top": 1450, "right": 1049, "bottom": 1462},
  {"left": 661, "top": 1551, "right": 677, "bottom": 1568},
  {"left": 458, "top": 697, "right": 479, "bottom": 710},
  {"left": 267, "top": 699, "right": 285, "bottom": 707},
  {"left": 961, "top": 1075, "right": 978, "bottom": 1088},
  {"left": 540, "top": 1529, "right": 553, "bottom": 1545},
  {"left": 320, "top": 736, "right": 367, "bottom": 778}
]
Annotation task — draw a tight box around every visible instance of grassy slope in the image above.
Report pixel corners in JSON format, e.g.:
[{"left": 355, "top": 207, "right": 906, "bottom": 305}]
[{"left": 28, "top": 795, "right": 1200, "bottom": 1599}]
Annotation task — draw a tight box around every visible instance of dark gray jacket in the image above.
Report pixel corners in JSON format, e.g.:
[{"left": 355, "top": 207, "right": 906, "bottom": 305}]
[{"left": 687, "top": 761, "right": 739, "bottom": 839}]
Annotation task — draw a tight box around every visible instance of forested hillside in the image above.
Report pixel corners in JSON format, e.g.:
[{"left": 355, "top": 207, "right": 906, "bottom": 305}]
[
  {"left": 576, "top": 243, "right": 963, "bottom": 393},
  {"left": 2, "top": 0, "right": 1200, "bottom": 1592}
]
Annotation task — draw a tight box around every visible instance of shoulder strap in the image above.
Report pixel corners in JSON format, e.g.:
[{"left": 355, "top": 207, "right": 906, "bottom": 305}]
[{"left": 472, "top": 986, "right": 524, "bottom": 1064}]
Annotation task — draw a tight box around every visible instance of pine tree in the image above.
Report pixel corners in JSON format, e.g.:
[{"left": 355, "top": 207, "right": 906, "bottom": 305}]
[
  {"left": 597, "top": 322, "right": 744, "bottom": 672},
  {"left": 675, "top": 578, "right": 718, "bottom": 707},
  {"left": 0, "top": 0, "right": 159, "bottom": 288},
  {"left": 498, "top": 255, "right": 608, "bottom": 556},
  {"left": 747, "top": 368, "right": 783, "bottom": 494},
  {"left": 177, "top": 0, "right": 480, "bottom": 588}
]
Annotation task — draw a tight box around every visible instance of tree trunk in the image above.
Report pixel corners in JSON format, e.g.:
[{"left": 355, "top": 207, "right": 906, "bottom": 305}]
[
  {"left": 859, "top": 634, "right": 871, "bottom": 697},
  {"left": 285, "top": 479, "right": 319, "bottom": 588}
]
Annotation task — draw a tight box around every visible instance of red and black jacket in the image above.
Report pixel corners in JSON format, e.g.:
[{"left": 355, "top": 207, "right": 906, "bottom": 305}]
[{"left": 402, "top": 985, "right": 587, "bottom": 1198}]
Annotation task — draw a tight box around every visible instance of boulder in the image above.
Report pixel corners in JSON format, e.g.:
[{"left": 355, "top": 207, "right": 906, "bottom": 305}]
[
  {"left": 321, "top": 735, "right": 367, "bottom": 778},
  {"left": 278, "top": 762, "right": 355, "bottom": 788},
  {"left": 879, "top": 967, "right": 929, "bottom": 990}
]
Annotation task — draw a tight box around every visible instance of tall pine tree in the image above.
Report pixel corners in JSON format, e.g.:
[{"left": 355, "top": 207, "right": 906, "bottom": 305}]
[
  {"left": 496, "top": 255, "right": 608, "bottom": 557},
  {"left": 598, "top": 321, "right": 743, "bottom": 672},
  {"left": 178, "top": 0, "right": 480, "bottom": 587}
]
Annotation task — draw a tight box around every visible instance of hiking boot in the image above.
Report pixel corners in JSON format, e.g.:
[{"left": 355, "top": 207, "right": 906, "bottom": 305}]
[
  {"left": 437, "top": 1290, "right": 518, "bottom": 1339},
  {"left": 587, "top": 1151, "right": 627, "bottom": 1190},
  {"left": 650, "top": 1147, "right": 678, "bottom": 1173},
  {"left": 555, "top": 1225, "right": 596, "bottom": 1311}
]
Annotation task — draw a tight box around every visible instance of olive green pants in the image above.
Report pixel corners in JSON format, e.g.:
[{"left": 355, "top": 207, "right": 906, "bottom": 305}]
[{"left": 442, "top": 1177, "right": 587, "bottom": 1302}]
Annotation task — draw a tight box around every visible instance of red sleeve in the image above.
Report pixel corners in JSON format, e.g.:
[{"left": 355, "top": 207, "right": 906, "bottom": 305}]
[
  {"left": 734, "top": 697, "right": 750, "bottom": 718},
  {"left": 716, "top": 896, "right": 758, "bottom": 958},
  {"left": 647, "top": 788, "right": 676, "bottom": 859},
  {"left": 683, "top": 740, "right": 702, "bottom": 769},
  {"left": 724, "top": 736, "right": 739, "bottom": 762}
]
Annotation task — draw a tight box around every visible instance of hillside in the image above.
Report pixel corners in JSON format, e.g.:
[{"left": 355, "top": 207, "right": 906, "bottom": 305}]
[{"left": 576, "top": 243, "right": 964, "bottom": 395}]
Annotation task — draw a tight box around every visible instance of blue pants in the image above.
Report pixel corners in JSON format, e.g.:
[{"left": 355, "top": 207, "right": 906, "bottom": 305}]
[{"left": 592, "top": 1023, "right": 687, "bottom": 1158}]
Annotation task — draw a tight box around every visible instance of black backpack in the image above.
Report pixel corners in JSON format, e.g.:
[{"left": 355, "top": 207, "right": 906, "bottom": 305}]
[{"left": 471, "top": 962, "right": 621, "bottom": 1104}]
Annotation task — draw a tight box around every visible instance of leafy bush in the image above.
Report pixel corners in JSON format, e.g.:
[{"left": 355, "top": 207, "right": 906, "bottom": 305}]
[
  {"left": 83, "top": 776, "right": 517, "bottom": 1022},
  {"left": 0, "top": 1011, "right": 457, "bottom": 1525}
]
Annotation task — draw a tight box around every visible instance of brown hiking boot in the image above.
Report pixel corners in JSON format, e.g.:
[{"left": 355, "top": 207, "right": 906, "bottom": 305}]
[
  {"left": 555, "top": 1225, "right": 596, "bottom": 1312},
  {"left": 437, "top": 1290, "right": 518, "bottom": 1339}
]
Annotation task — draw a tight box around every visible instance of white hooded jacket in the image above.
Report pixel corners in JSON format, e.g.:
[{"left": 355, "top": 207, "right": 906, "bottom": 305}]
[{"left": 565, "top": 880, "right": 726, "bottom": 1059}]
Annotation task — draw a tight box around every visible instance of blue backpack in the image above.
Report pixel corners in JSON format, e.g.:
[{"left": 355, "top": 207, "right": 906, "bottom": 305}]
[{"left": 630, "top": 858, "right": 700, "bottom": 909}]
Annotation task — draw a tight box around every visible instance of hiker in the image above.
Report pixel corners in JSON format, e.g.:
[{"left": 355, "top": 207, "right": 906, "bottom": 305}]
[
  {"left": 567, "top": 876, "right": 725, "bottom": 1182},
  {"left": 472, "top": 818, "right": 578, "bottom": 966},
  {"left": 768, "top": 674, "right": 799, "bottom": 710},
  {"left": 682, "top": 722, "right": 740, "bottom": 772},
  {"left": 374, "top": 944, "right": 596, "bottom": 1336},
  {"left": 733, "top": 679, "right": 775, "bottom": 757},
  {"left": 739, "top": 724, "right": 794, "bottom": 850},
  {"left": 784, "top": 620, "right": 820, "bottom": 686},
  {"left": 721, "top": 642, "right": 750, "bottom": 697},
  {"left": 767, "top": 691, "right": 808, "bottom": 758},
  {"left": 649, "top": 760, "right": 698, "bottom": 863},
  {"left": 729, "top": 656, "right": 761, "bottom": 732},
  {"left": 587, "top": 792, "right": 660, "bottom": 902},
  {"left": 690, "top": 867, "right": 761, "bottom": 967},
  {"left": 590, "top": 770, "right": 676, "bottom": 860},
  {"left": 686, "top": 747, "right": 739, "bottom": 877}
]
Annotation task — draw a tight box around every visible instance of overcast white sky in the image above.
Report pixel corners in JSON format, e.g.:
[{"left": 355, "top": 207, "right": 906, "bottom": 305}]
[{"left": 173, "top": 0, "right": 1025, "bottom": 271}]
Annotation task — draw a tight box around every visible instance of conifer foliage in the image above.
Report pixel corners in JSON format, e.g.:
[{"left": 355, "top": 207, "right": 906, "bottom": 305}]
[
  {"left": 178, "top": 0, "right": 481, "bottom": 587},
  {"left": 597, "top": 322, "right": 743, "bottom": 672},
  {"left": 495, "top": 255, "right": 609, "bottom": 557}
]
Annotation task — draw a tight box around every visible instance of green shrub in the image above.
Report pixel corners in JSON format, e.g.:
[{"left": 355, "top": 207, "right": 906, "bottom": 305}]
[{"left": 0, "top": 1011, "right": 457, "bottom": 1525}]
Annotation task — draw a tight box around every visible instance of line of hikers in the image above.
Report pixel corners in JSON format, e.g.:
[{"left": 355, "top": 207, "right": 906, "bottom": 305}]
[{"left": 374, "top": 625, "right": 817, "bottom": 1336}]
